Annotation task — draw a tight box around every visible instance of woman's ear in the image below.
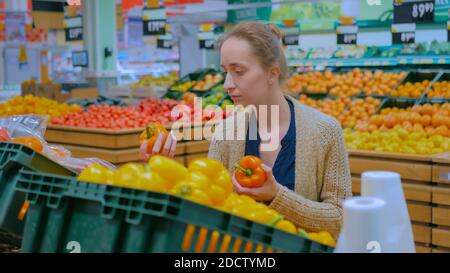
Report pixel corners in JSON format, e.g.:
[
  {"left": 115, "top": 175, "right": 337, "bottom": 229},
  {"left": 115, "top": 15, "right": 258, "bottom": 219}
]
[{"left": 268, "top": 65, "right": 281, "bottom": 84}]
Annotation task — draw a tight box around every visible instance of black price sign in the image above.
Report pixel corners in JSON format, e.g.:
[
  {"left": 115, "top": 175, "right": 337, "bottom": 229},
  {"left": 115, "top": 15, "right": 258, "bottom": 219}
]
[
  {"left": 282, "top": 35, "right": 299, "bottom": 46},
  {"left": 336, "top": 24, "right": 358, "bottom": 45},
  {"left": 393, "top": 31, "right": 415, "bottom": 44},
  {"left": 65, "top": 27, "right": 83, "bottom": 41},
  {"left": 393, "top": 0, "right": 435, "bottom": 24},
  {"left": 144, "top": 19, "right": 166, "bottom": 36},
  {"left": 199, "top": 39, "right": 215, "bottom": 50},
  {"left": 337, "top": 33, "right": 357, "bottom": 45},
  {"left": 157, "top": 39, "right": 172, "bottom": 49},
  {"left": 448, "top": 20, "right": 450, "bottom": 42}
]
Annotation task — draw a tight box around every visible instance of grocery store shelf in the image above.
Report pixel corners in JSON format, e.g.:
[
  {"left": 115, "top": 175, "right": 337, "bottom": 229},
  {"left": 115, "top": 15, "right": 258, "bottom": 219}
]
[{"left": 288, "top": 56, "right": 450, "bottom": 67}]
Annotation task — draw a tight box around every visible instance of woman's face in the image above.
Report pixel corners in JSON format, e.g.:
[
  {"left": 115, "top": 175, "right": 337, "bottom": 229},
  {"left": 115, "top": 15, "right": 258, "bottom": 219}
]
[{"left": 220, "top": 37, "right": 271, "bottom": 106}]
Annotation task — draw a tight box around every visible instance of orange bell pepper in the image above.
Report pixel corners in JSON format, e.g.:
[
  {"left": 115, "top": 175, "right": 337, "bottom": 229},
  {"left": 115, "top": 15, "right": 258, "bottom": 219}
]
[
  {"left": 12, "top": 136, "right": 44, "bottom": 153},
  {"left": 233, "top": 156, "right": 267, "bottom": 188},
  {"left": 0, "top": 128, "right": 10, "bottom": 141},
  {"left": 139, "top": 123, "right": 168, "bottom": 153}
]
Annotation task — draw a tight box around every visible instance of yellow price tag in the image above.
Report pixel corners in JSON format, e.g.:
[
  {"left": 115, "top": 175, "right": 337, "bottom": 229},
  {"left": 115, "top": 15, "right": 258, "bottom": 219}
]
[
  {"left": 146, "top": 0, "right": 159, "bottom": 9},
  {"left": 201, "top": 24, "right": 213, "bottom": 33}
]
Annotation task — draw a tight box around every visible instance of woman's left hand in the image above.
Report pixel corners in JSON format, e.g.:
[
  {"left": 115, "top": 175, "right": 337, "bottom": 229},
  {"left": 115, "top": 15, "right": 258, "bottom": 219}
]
[{"left": 232, "top": 164, "right": 281, "bottom": 202}]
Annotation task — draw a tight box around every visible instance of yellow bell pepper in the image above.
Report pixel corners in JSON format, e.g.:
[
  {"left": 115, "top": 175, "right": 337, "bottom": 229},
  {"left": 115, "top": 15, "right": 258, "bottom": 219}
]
[
  {"left": 187, "top": 158, "right": 233, "bottom": 206},
  {"left": 78, "top": 163, "right": 110, "bottom": 184},
  {"left": 275, "top": 220, "right": 297, "bottom": 234},
  {"left": 137, "top": 171, "right": 167, "bottom": 192},
  {"left": 308, "top": 231, "right": 336, "bottom": 247},
  {"left": 148, "top": 155, "right": 188, "bottom": 189}
]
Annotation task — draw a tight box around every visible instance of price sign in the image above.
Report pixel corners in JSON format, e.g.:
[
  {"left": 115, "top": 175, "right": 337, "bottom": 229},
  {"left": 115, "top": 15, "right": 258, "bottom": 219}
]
[
  {"left": 143, "top": 8, "right": 166, "bottom": 36},
  {"left": 144, "top": 19, "right": 166, "bottom": 35},
  {"left": 198, "top": 24, "right": 223, "bottom": 50},
  {"left": 157, "top": 39, "right": 172, "bottom": 49},
  {"left": 157, "top": 34, "right": 173, "bottom": 49},
  {"left": 281, "top": 21, "right": 300, "bottom": 46},
  {"left": 337, "top": 33, "right": 357, "bottom": 45},
  {"left": 336, "top": 25, "right": 358, "bottom": 45},
  {"left": 393, "top": 0, "right": 435, "bottom": 24},
  {"left": 448, "top": 10, "right": 450, "bottom": 42},
  {"left": 282, "top": 35, "right": 299, "bottom": 46},
  {"left": 392, "top": 23, "right": 416, "bottom": 44},
  {"left": 65, "top": 27, "right": 83, "bottom": 41},
  {"left": 199, "top": 39, "right": 215, "bottom": 49}
]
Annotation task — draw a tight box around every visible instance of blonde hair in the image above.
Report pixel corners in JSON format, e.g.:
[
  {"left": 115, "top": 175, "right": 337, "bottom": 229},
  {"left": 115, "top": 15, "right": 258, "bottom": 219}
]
[{"left": 218, "top": 21, "right": 289, "bottom": 84}]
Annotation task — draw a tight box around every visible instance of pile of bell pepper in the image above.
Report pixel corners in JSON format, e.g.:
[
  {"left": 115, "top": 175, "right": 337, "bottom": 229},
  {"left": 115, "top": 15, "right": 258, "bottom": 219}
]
[
  {"left": 77, "top": 155, "right": 336, "bottom": 247},
  {"left": 78, "top": 156, "right": 233, "bottom": 207}
]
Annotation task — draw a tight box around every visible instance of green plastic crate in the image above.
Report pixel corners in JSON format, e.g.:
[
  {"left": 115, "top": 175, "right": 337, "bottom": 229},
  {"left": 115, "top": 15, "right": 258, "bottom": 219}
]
[
  {"left": 424, "top": 72, "right": 450, "bottom": 103},
  {"left": 388, "top": 71, "right": 439, "bottom": 100},
  {"left": 15, "top": 170, "right": 334, "bottom": 253},
  {"left": 0, "top": 142, "right": 76, "bottom": 245},
  {"left": 190, "top": 71, "right": 224, "bottom": 97}
]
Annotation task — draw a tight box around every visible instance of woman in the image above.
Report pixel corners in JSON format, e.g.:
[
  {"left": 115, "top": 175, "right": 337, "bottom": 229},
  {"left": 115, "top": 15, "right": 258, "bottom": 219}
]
[{"left": 141, "top": 22, "right": 352, "bottom": 237}]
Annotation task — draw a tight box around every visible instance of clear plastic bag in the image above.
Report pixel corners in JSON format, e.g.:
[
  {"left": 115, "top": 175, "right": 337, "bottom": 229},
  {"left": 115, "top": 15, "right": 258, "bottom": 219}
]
[
  {"left": 0, "top": 115, "right": 48, "bottom": 138},
  {"left": 0, "top": 115, "right": 118, "bottom": 173}
]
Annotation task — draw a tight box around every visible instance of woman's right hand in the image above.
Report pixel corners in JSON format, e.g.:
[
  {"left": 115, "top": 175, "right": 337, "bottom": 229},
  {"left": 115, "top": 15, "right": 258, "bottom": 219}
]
[{"left": 140, "top": 131, "right": 177, "bottom": 162}]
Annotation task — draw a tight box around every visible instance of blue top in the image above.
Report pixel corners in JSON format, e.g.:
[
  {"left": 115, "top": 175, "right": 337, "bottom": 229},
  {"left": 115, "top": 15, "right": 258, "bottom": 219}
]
[{"left": 245, "top": 99, "right": 296, "bottom": 190}]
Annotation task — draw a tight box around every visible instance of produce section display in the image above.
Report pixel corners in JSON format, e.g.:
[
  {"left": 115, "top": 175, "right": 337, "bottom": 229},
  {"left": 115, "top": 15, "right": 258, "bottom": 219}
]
[
  {"left": 286, "top": 68, "right": 406, "bottom": 96},
  {"left": 390, "top": 80, "right": 430, "bottom": 99},
  {"left": 291, "top": 67, "right": 449, "bottom": 156},
  {"left": 191, "top": 73, "right": 224, "bottom": 92},
  {"left": 130, "top": 72, "right": 178, "bottom": 88},
  {"left": 0, "top": 95, "right": 81, "bottom": 121},
  {"left": 77, "top": 155, "right": 336, "bottom": 247},
  {"left": 427, "top": 80, "right": 450, "bottom": 99}
]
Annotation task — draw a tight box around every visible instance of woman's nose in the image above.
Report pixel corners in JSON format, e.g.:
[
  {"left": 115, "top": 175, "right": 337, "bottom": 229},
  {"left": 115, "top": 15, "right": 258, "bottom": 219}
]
[{"left": 223, "top": 73, "right": 235, "bottom": 91}]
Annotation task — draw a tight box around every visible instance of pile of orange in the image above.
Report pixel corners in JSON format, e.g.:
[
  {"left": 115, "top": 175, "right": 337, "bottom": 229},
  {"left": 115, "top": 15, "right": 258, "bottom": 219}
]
[
  {"left": 299, "top": 95, "right": 382, "bottom": 129},
  {"left": 355, "top": 103, "right": 450, "bottom": 137},
  {"left": 286, "top": 70, "right": 335, "bottom": 94},
  {"left": 287, "top": 69, "right": 407, "bottom": 97},
  {"left": 361, "top": 70, "right": 406, "bottom": 96},
  {"left": 390, "top": 80, "right": 430, "bottom": 98},
  {"left": 427, "top": 81, "right": 450, "bottom": 99},
  {"left": 340, "top": 97, "right": 382, "bottom": 129},
  {"left": 328, "top": 68, "right": 368, "bottom": 97},
  {"left": 299, "top": 95, "right": 351, "bottom": 120}
]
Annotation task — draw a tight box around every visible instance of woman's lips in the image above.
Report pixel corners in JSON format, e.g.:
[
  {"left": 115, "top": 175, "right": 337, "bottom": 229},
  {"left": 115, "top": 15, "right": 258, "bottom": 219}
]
[{"left": 230, "top": 95, "right": 241, "bottom": 101}]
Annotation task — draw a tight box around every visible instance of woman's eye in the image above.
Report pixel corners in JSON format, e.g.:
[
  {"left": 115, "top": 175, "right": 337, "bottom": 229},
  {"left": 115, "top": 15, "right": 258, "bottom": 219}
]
[{"left": 235, "top": 70, "right": 244, "bottom": 76}]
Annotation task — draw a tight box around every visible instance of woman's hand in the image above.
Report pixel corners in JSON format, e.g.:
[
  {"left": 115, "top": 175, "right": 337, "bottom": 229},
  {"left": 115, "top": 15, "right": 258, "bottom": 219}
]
[
  {"left": 140, "top": 131, "right": 177, "bottom": 162},
  {"left": 232, "top": 164, "right": 281, "bottom": 202}
]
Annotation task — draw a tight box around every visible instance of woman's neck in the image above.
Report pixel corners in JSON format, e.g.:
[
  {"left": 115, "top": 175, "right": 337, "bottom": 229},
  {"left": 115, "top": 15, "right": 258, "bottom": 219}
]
[{"left": 256, "top": 86, "right": 290, "bottom": 131}]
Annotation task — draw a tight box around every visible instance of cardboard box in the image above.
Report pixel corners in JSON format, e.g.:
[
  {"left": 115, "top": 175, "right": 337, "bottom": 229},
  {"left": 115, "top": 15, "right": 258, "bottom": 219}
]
[
  {"left": 54, "top": 90, "right": 72, "bottom": 103},
  {"left": 21, "top": 83, "right": 37, "bottom": 96},
  {"left": 35, "top": 83, "right": 61, "bottom": 99},
  {"left": 71, "top": 88, "right": 98, "bottom": 99}
]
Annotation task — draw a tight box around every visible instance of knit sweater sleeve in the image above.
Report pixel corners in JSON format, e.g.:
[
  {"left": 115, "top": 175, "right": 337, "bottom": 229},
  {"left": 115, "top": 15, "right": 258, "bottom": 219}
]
[
  {"left": 269, "top": 119, "right": 352, "bottom": 237},
  {"left": 207, "top": 123, "right": 229, "bottom": 168}
]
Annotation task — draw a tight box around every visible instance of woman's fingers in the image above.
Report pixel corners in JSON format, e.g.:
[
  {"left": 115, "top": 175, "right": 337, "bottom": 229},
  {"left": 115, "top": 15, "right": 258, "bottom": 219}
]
[
  {"left": 261, "top": 164, "right": 273, "bottom": 178},
  {"left": 168, "top": 132, "right": 177, "bottom": 158},
  {"left": 151, "top": 133, "right": 165, "bottom": 155},
  {"left": 161, "top": 133, "right": 173, "bottom": 156},
  {"left": 140, "top": 141, "right": 150, "bottom": 162}
]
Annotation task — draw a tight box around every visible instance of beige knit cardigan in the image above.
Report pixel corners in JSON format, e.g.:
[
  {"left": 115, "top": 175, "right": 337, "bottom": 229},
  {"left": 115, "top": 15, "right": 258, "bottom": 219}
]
[{"left": 208, "top": 95, "right": 352, "bottom": 237}]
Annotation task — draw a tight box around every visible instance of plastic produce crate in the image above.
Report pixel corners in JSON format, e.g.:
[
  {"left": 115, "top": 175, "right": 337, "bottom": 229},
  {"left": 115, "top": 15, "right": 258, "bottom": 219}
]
[
  {"left": 424, "top": 72, "right": 450, "bottom": 103},
  {"left": 166, "top": 68, "right": 216, "bottom": 100},
  {"left": 0, "top": 142, "right": 76, "bottom": 245},
  {"left": 388, "top": 71, "right": 439, "bottom": 102},
  {"left": 14, "top": 170, "right": 334, "bottom": 253},
  {"left": 376, "top": 98, "right": 420, "bottom": 114},
  {"left": 190, "top": 71, "right": 224, "bottom": 97}
]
